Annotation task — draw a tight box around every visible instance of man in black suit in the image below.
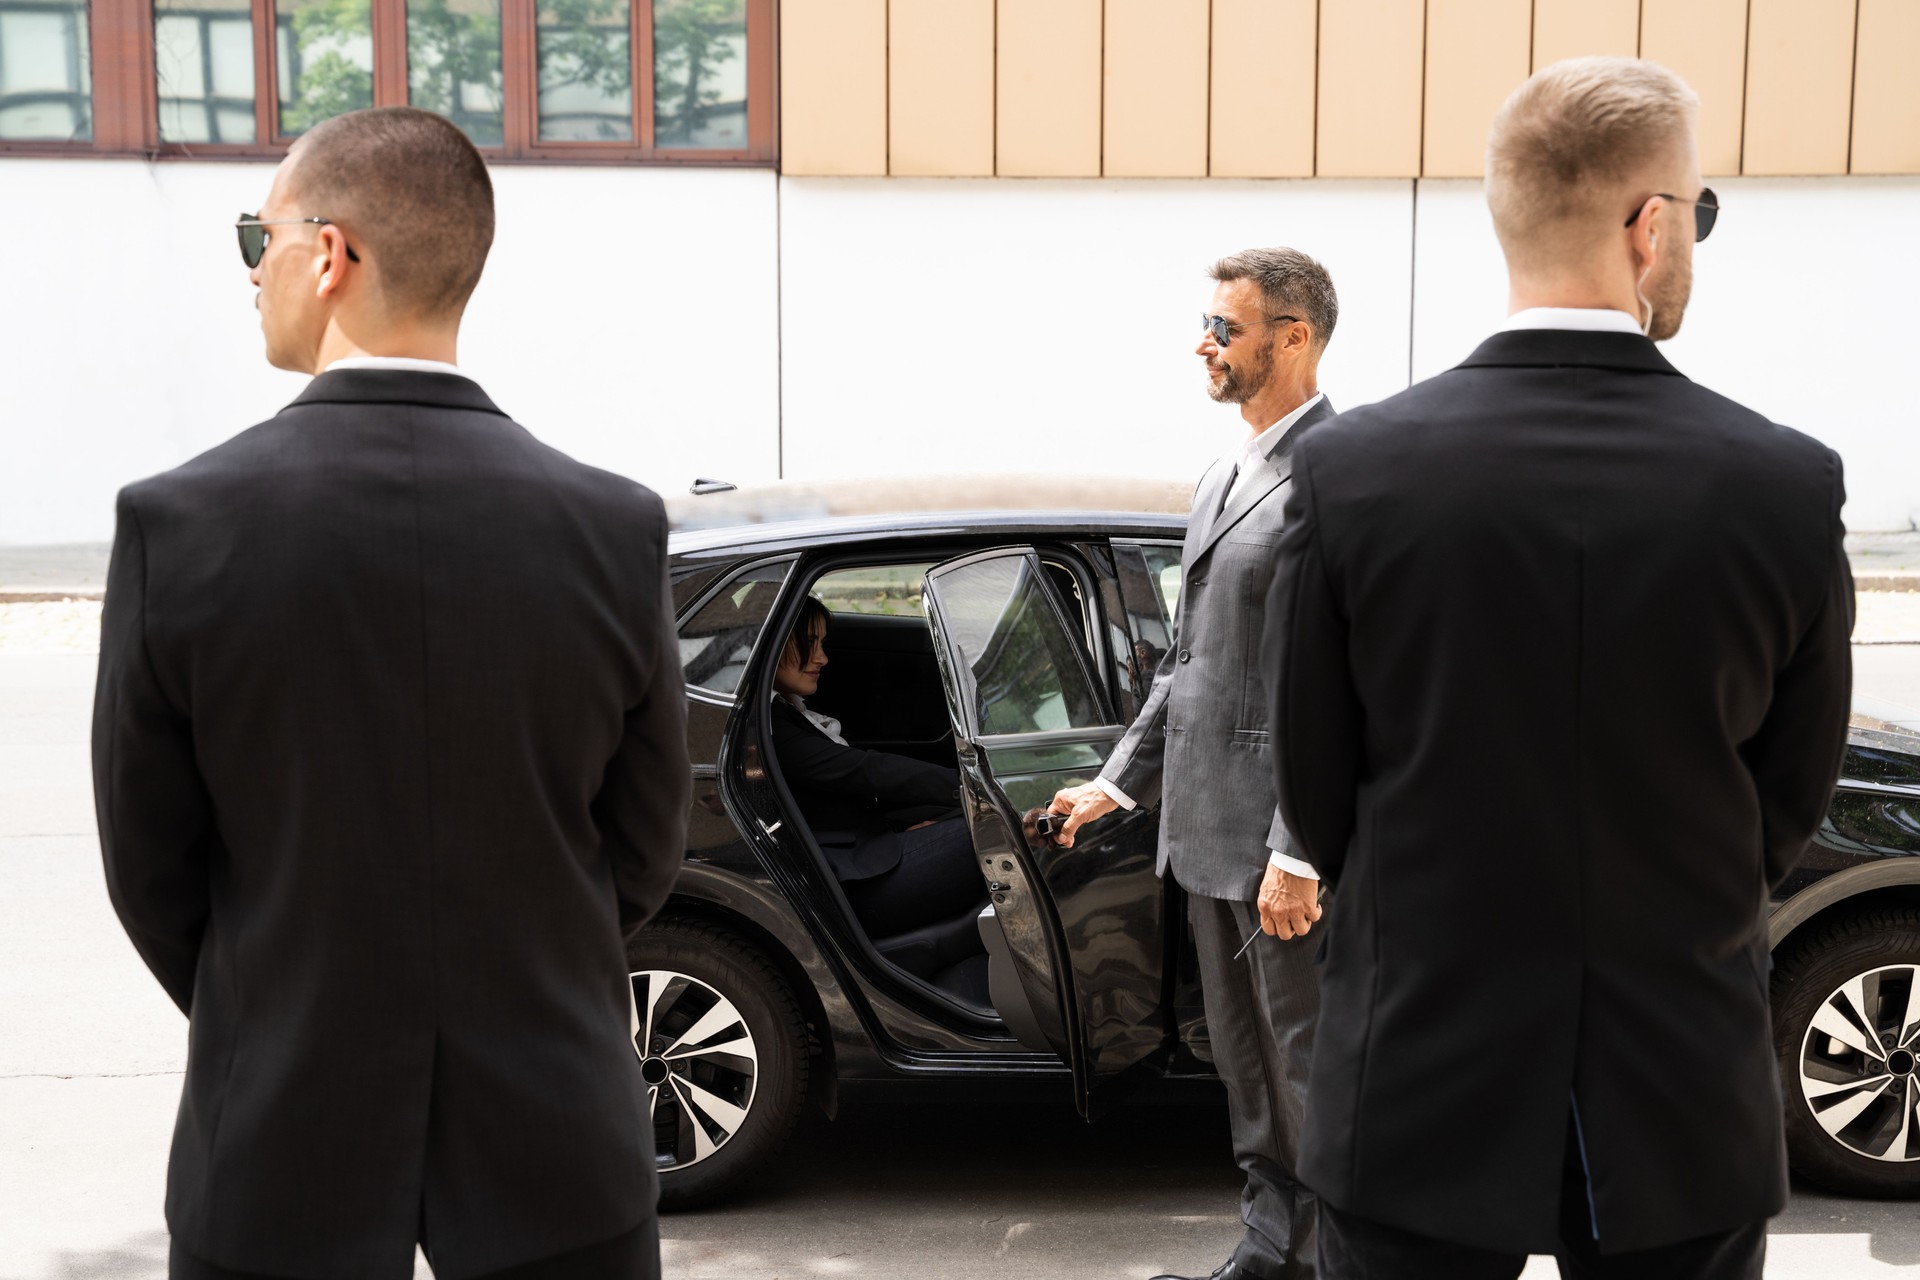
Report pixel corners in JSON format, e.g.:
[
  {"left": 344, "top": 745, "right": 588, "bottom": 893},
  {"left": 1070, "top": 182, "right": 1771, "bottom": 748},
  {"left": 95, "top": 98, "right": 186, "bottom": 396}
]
[
  {"left": 1263, "top": 58, "right": 1853, "bottom": 1279},
  {"left": 93, "top": 107, "right": 689, "bottom": 1279}
]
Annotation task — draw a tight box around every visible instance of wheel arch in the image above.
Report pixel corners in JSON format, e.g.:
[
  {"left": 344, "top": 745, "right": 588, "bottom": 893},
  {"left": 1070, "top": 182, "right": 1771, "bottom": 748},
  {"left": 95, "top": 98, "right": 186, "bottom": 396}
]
[
  {"left": 1770, "top": 862, "right": 1920, "bottom": 954},
  {"left": 649, "top": 867, "right": 848, "bottom": 1119}
]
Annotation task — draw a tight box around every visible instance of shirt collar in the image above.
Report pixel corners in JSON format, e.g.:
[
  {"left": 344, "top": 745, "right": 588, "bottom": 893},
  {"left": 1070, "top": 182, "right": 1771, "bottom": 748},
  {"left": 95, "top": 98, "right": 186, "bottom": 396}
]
[
  {"left": 1240, "top": 391, "right": 1326, "bottom": 461},
  {"left": 1501, "top": 307, "right": 1644, "bottom": 336},
  {"left": 322, "top": 355, "right": 465, "bottom": 377}
]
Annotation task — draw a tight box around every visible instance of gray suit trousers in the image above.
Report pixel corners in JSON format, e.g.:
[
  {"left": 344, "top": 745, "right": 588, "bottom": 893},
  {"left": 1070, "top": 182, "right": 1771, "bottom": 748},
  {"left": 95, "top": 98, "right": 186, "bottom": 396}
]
[{"left": 1189, "top": 892, "right": 1322, "bottom": 1280}]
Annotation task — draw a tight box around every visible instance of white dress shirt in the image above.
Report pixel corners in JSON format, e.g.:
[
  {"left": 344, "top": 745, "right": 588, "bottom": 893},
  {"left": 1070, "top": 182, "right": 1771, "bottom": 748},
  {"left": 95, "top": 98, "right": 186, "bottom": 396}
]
[
  {"left": 1501, "top": 307, "right": 1643, "bottom": 336},
  {"left": 779, "top": 693, "right": 847, "bottom": 746},
  {"left": 323, "top": 355, "right": 466, "bottom": 377},
  {"left": 1092, "top": 391, "right": 1330, "bottom": 881}
]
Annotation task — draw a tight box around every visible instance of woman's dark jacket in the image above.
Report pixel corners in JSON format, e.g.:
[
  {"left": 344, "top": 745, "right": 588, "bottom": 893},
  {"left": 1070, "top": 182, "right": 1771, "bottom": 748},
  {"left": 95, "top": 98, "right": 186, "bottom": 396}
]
[{"left": 769, "top": 697, "right": 961, "bottom": 881}]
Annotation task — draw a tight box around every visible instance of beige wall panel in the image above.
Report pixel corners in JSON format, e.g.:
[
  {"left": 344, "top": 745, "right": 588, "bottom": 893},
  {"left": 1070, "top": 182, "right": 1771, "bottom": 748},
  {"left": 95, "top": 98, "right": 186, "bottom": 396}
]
[
  {"left": 1104, "top": 0, "right": 1210, "bottom": 176},
  {"left": 1639, "top": 0, "right": 1748, "bottom": 176},
  {"left": 1317, "top": 0, "right": 1424, "bottom": 176},
  {"left": 1532, "top": 0, "right": 1640, "bottom": 69},
  {"left": 888, "top": 0, "right": 994, "bottom": 176},
  {"left": 1424, "top": 0, "right": 1532, "bottom": 177},
  {"left": 780, "top": 0, "right": 888, "bottom": 176},
  {"left": 998, "top": 0, "right": 1102, "bottom": 177},
  {"left": 1852, "top": 0, "right": 1920, "bottom": 174},
  {"left": 1211, "top": 0, "right": 1317, "bottom": 176},
  {"left": 1744, "top": 0, "right": 1856, "bottom": 175}
]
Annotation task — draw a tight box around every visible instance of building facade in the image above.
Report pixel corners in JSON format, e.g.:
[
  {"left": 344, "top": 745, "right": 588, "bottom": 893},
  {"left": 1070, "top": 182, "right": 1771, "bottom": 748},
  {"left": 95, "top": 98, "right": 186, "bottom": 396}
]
[{"left": 3, "top": 0, "right": 1917, "bottom": 542}]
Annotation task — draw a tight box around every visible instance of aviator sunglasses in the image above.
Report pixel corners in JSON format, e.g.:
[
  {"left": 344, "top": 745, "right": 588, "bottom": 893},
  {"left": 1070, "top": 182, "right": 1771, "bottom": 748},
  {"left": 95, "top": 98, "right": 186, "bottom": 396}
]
[
  {"left": 1625, "top": 187, "right": 1719, "bottom": 242},
  {"left": 1202, "top": 313, "right": 1300, "bottom": 347},
  {"left": 235, "top": 213, "right": 361, "bottom": 269}
]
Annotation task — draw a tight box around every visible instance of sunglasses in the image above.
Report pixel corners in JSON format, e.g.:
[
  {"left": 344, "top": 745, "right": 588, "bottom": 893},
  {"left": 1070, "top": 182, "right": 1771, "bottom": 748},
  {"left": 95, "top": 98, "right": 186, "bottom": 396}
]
[
  {"left": 235, "top": 213, "right": 361, "bottom": 268},
  {"left": 1624, "top": 187, "right": 1718, "bottom": 242},
  {"left": 1202, "top": 313, "right": 1300, "bottom": 347}
]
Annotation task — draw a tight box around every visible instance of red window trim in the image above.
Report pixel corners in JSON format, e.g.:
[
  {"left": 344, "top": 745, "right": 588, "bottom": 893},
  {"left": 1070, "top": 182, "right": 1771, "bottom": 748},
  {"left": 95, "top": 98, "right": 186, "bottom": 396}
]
[{"left": 0, "top": 0, "right": 776, "bottom": 164}]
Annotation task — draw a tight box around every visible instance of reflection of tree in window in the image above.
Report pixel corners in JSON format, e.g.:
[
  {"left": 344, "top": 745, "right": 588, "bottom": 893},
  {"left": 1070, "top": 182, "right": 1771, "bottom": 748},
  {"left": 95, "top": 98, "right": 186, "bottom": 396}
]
[
  {"left": 651, "top": 0, "right": 744, "bottom": 150},
  {"left": 677, "top": 566, "right": 788, "bottom": 696},
  {"left": 407, "top": 0, "right": 503, "bottom": 145},
  {"left": 537, "top": 0, "right": 631, "bottom": 141},
  {"left": 0, "top": 0, "right": 92, "bottom": 141},
  {"left": 152, "top": 0, "right": 254, "bottom": 143},
  {"left": 277, "top": 0, "right": 374, "bottom": 136},
  {"left": 939, "top": 559, "right": 1099, "bottom": 737}
]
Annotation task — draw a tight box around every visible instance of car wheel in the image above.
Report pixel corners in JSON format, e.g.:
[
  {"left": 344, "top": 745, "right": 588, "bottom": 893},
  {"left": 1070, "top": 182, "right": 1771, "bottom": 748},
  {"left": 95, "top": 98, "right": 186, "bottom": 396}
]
[
  {"left": 1772, "top": 906, "right": 1920, "bottom": 1197},
  {"left": 627, "top": 918, "right": 810, "bottom": 1210}
]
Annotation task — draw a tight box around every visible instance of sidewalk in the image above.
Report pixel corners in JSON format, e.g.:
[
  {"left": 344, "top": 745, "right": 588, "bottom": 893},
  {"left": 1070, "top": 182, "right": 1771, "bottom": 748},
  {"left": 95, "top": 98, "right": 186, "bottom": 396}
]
[{"left": 0, "top": 544, "right": 109, "bottom": 602}]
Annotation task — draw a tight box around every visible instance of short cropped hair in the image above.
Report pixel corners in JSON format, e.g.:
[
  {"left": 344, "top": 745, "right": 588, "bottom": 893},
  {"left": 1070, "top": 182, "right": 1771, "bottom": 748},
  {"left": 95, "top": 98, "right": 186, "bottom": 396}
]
[
  {"left": 1487, "top": 57, "right": 1698, "bottom": 266},
  {"left": 1208, "top": 247, "right": 1339, "bottom": 351},
  {"left": 292, "top": 107, "right": 494, "bottom": 319}
]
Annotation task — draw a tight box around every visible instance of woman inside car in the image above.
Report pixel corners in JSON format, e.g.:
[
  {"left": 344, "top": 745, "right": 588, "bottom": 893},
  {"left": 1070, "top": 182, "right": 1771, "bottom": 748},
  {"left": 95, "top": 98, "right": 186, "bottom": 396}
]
[{"left": 769, "top": 597, "right": 987, "bottom": 940}]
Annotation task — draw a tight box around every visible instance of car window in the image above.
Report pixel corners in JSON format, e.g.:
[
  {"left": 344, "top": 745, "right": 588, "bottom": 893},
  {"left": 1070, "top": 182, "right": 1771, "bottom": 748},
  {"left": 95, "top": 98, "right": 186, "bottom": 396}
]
[
  {"left": 811, "top": 563, "right": 932, "bottom": 616},
  {"left": 679, "top": 562, "right": 793, "bottom": 697},
  {"left": 1112, "top": 541, "right": 1181, "bottom": 705},
  {"left": 926, "top": 554, "right": 1105, "bottom": 736},
  {"left": 1141, "top": 544, "right": 1182, "bottom": 624}
]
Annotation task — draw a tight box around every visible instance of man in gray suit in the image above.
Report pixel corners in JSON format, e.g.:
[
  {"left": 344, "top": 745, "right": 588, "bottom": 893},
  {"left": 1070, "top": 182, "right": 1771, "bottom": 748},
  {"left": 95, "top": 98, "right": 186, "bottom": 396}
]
[{"left": 1049, "top": 247, "right": 1338, "bottom": 1280}]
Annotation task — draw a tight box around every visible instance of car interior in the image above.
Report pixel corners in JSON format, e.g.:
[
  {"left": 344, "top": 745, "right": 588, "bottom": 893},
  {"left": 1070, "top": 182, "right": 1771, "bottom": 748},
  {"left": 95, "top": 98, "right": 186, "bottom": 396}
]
[{"left": 753, "top": 561, "right": 998, "bottom": 1018}]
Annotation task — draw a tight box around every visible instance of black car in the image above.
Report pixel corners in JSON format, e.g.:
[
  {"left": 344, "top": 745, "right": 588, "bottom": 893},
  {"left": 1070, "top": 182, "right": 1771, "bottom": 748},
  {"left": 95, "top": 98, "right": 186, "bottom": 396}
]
[{"left": 632, "top": 478, "right": 1920, "bottom": 1208}]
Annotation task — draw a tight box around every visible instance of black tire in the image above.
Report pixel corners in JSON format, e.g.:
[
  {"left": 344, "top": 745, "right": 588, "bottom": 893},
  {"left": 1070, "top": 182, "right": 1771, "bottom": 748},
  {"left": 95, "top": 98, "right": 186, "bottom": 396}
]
[
  {"left": 1772, "top": 906, "right": 1920, "bottom": 1197},
  {"left": 626, "top": 917, "right": 811, "bottom": 1210}
]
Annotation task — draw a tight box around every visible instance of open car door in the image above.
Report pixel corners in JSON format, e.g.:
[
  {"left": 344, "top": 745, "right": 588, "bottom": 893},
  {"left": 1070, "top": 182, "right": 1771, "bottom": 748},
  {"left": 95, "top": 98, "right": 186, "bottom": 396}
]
[{"left": 921, "top": 546, "right": 1170, "bottom": 1116}]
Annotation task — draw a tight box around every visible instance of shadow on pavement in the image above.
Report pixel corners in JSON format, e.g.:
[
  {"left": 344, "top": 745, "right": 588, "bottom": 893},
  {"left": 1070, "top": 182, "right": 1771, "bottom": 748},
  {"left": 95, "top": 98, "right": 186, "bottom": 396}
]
[
  {"left": 40, "top": 1232, "right": 167, "bottom": 1280},
  {"left": 677, "top": 1076, "right": 1241, "bottom": 1216}
]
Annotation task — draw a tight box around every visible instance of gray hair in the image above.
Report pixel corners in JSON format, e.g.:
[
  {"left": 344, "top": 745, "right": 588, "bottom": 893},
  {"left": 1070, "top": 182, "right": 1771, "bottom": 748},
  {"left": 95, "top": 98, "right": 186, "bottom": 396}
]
[{"left": 1209, "top": 247, "right": 1339, "bottom": 351}]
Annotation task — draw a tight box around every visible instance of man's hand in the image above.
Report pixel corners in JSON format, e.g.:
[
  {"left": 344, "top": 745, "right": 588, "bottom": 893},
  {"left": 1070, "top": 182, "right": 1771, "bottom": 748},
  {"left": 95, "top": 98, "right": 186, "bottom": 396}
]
[
  {"left": 1257, "top": 862, "right": 1323, "bottom": 940},
  {"left": 1048, "top": 783, "right": 1119, "bottom": 849}
]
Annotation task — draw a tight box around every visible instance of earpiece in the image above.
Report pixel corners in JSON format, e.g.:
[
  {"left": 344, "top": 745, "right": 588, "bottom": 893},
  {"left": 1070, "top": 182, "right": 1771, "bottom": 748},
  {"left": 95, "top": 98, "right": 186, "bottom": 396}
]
[{"left": 321, "top": 273, "right": 332, "bottom": 286}]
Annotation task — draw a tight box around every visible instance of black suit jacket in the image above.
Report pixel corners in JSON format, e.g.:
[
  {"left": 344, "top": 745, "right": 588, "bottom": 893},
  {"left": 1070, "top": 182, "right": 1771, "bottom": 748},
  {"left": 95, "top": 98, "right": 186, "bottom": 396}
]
[
  {"left": 769, "top": 696, "right": 960, "bottom": 881},
  {"left": 92, "top": 370, "right": 690, "bottom": 1278},
  {"left": 1263, "top": 330, "right": 1853, "bottom": 1253}
]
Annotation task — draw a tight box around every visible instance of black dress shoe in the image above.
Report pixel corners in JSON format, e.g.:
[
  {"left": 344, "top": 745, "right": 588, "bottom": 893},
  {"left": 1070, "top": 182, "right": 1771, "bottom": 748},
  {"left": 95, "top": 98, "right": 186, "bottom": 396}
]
[{"left": 1149, "top": 1260, "right": 1282, "bottom": 1280}]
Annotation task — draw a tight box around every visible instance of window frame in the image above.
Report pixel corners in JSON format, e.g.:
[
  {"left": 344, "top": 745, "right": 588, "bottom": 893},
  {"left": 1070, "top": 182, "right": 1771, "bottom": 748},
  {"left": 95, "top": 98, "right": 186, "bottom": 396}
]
[{"left": 0, "top": 0, "right": 775, "bottom": 162}]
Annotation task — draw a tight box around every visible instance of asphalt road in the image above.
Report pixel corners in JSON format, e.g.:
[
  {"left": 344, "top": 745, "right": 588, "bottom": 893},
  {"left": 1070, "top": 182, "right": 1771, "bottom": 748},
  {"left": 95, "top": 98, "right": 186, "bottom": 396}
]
[{"left": 5, "top": 648, "right": 1919, "bottom": 1280}]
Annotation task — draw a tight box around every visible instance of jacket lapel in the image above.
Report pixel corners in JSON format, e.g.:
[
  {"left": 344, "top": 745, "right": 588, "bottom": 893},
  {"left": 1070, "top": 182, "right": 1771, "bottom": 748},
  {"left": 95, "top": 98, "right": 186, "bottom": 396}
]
[
  {"left": 1182, "top": 457, "right": 1238, "bottom": 572},
  {"left": 1189, "top": 395, "right": 1336, "bottom": 565}
]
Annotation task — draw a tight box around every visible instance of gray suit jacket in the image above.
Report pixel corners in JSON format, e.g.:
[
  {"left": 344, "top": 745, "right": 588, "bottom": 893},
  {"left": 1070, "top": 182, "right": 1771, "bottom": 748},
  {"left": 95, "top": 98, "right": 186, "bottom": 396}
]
[{"left": 1101, "top": 395, "right": 1336, "bottom": 902}]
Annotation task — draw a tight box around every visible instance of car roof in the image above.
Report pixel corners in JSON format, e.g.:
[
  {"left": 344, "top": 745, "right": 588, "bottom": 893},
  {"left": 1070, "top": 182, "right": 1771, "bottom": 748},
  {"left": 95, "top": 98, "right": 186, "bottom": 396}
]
[{"left": 667, "top": 475, "right": 1190, "bottom": 554}]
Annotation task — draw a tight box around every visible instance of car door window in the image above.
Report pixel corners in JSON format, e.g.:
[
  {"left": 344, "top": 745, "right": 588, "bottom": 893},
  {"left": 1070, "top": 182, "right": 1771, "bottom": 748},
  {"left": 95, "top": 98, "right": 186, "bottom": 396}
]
[
  {"left": 927, "top": 553, "right": 1106, "bottom": 737},
  {"left": 678, "top": 561, "right": 793, "bottom": 697},
  {"left": 1141, "top": 543, "right": 1182, "bottom": 625},
  {"left": 1112, "top": 540, "right": 1183, "bottom": 703}
]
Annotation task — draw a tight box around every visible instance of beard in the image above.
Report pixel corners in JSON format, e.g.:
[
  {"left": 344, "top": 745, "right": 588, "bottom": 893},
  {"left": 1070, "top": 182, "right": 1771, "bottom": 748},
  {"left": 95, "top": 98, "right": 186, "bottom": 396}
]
[
  {"left": 1206, "top": 341, "right": 1273, "bottom": 404},
  {"left": 1643, "top": 251, "right": 1694, "bottom": 342}
]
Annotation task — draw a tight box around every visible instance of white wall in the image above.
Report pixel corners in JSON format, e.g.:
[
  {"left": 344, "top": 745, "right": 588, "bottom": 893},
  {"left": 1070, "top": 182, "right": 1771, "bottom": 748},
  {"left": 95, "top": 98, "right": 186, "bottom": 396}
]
[
  {"left": 0, "top": 160, "right": 779, "bottom": 544},
  {"left": 778, "top": 177, "right": 1414, "bottom": 486},
  {"left": 5, "top": 163, "right": 1918, "bottom": 543},
  {"left": 1411, "top": 177, "right": 1920, "bottom": 532}
]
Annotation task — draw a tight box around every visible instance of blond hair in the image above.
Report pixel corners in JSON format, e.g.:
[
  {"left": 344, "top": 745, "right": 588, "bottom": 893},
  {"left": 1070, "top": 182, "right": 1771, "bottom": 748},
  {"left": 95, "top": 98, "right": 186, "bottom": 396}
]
[{"left": 1486, "top": 57, "right": 1698, "bottom": 270}]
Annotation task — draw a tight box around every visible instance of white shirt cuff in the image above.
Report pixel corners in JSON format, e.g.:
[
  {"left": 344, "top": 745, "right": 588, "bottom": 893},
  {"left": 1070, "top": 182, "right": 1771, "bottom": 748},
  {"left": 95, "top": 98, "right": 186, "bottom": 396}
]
[
  {"left": 1092, "top": 776, "right": 1137, "bottom": 811},
  {"left": 1269, "top": 849, "right": 1319, "bottom": 879}
]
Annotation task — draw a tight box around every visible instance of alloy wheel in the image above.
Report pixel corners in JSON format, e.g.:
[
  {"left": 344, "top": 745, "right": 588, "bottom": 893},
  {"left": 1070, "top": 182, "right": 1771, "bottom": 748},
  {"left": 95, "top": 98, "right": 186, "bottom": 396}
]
[
  {"left": 1799, "top": 963, "right": 1920, "bottom": 1163},
  {"left": 631, "top": 968, "right": 760, "bottom": 1171}
]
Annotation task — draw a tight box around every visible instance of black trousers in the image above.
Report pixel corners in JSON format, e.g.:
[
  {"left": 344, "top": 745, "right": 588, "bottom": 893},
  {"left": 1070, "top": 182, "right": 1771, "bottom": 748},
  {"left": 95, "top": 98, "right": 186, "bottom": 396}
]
[
  {"left": 1318, "top": 1128, "right": 1765, "bottom": 1280},
  {"left": 169, "top": 1217, "right": 660, "bottom": 1280},
  {"left": 842, "top": 815, "right": 984, "bottom": 936}
]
